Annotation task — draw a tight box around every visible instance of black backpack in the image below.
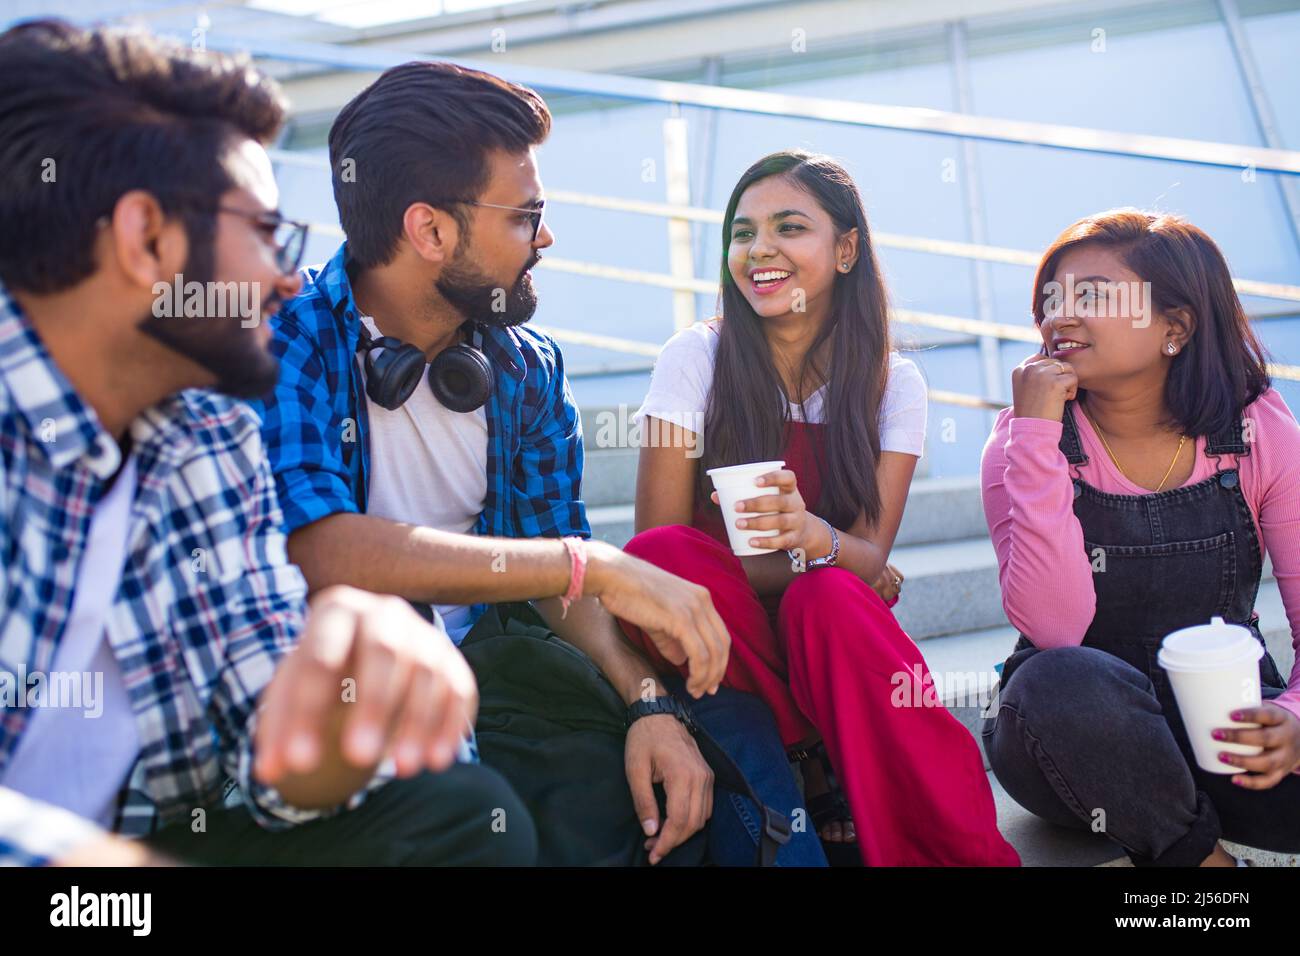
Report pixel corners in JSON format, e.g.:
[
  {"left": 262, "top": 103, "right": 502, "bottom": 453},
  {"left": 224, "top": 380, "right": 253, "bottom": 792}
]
[{"left": 458, "top": 601, "right": 790, "bottom": 866}]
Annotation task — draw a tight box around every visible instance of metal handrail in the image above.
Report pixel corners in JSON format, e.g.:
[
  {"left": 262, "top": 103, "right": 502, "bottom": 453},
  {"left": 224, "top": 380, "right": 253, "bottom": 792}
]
[
  {"left": 280, "top": 195, "right": 1300, "bottom": 385},
  {"left": 219, "top": 33, "right": 1300, "bottom": 175},
  {"left": 542, "top": 189, "right": 1300, "bottom": 303},
  {"left": 229, "top": 29, "right": 1300, "bottom": 408},
  {"left": 271, "top": 153, "right": 1300, "bottom": 304}
]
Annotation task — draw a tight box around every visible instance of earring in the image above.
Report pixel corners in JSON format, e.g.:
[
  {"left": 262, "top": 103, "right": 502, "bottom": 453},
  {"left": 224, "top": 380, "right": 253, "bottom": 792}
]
[
  {"left": 1167, "top": 342, "right": 1177, "bottom": 354},
  {"left": 839, "top": 262, "right": 850, "bottom": 272}
]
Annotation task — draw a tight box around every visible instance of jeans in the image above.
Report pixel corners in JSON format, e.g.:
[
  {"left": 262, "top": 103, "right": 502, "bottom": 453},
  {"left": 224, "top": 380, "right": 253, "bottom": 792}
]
[
  {"left": 983, "top": 644, "right": 1300, "bottom": 866},
  {"left": 663, "top": 673, "right": 827, "bottom": 866}
]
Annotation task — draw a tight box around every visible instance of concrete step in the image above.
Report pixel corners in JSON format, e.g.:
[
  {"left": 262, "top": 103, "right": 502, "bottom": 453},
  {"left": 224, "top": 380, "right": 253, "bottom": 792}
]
[
  {"left": 993, "top": 766, "right": 1300, "bottom": 867},
  {"left": 988, "top": 767, "right": 1127, "bottom": 867},
  {"left": 580, "top": 448, "right": 640, "bottom": 509},
  {"left": 590, "top": 502, "right": 1281, "bottom": 647},
  {"left": 587, "top": 501, "right": 637, "bottom": 546},
  {"left": 892, "top": 475, "right": 988, "bottom": 547},
  {"left": 587, "top": 515, "right": 1011, "bottom": 640},
  {"left": 578, "top": 405, "right": 931, "bottom": 483},
  {"left": 887, "top": 537, "right": 1005, "bottom": 640},
  {"left": 584, "top": 469, "right": 988, "bottom": 547}
]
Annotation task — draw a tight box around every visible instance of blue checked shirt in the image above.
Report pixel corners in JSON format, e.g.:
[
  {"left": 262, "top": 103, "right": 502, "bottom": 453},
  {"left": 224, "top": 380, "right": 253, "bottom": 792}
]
[
  {"left": 251, "top": 242, "right": 591, "bottom": 633},
  {"left": 0, "top": 282, "right": 388, "bottom": 866}
]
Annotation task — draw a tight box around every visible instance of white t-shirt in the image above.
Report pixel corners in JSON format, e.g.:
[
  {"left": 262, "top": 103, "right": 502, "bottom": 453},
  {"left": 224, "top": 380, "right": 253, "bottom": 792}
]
[
  {"left": 633, "top": 318, "right": 928, "bottom": 456},
  {"left": 356, "top": 314, "right": 488, "bottom": 644},
  {"left": 1, "top": 455, "right": 140, "bottom": 828}
]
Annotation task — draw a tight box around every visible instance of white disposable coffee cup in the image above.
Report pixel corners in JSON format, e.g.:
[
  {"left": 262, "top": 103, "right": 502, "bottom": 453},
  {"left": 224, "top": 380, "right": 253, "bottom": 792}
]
[
  {"left": 1157, "top": 616, "right": 1264, "bottom": 774},
  {"left": 706, "top": 460, "right": 786, "bottom": 557}
]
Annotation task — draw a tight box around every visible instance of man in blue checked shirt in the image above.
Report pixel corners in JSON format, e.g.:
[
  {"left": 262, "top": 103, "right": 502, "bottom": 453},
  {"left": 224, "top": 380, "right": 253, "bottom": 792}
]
[
  {"left": 253, "top": 61, "right": 825, "bottom": 865},
  {"left": 0, "top": 20, "right": 532, "bottom": 867}
]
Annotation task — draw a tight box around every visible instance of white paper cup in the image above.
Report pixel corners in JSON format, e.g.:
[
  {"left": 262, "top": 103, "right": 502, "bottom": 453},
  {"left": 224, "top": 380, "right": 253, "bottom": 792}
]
[
  {"left": 706, "top": 460, "right": 786, "bottom": 557},
  {"left": 1157, "top": 616, "right": 1264, "bottom": 774}
]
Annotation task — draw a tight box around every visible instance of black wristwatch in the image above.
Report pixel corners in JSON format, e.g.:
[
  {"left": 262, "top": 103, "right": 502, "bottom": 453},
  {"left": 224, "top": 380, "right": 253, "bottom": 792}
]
[{"left": 627, "top": 695, "right": 696, "bottom": 733}]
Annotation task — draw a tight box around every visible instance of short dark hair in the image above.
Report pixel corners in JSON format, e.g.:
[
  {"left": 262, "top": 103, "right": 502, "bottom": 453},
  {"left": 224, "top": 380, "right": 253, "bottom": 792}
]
[
  {"left": 1032, "top": 208, "right": 1272, "bottom": 437},
  {"left": 328, "top": 61, "right": 551, "bottom": 269},
  {"left": 0, "top": 18, "right": 287, "bottom": 293}
]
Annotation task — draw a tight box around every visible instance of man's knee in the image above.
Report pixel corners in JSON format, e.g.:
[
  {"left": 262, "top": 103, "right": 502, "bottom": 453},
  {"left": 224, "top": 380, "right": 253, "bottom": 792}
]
[
  {"left": 368, "top": 763, "right": 538, "bottom": 866},
  {"left": 439, "top": 763, "right": 537, "bottom": 866}
]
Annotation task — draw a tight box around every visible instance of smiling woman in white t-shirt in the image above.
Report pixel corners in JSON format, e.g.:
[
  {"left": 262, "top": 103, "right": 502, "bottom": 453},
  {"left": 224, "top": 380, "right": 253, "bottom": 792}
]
[{"left": 612, "top": 149, "right": 1019, "bottom": 867}]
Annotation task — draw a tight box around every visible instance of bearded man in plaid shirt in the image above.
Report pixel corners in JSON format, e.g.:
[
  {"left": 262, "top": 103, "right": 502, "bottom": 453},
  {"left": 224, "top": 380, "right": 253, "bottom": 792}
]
[{"left": 0, "top": 19, "right": 533, "bottom": 867}]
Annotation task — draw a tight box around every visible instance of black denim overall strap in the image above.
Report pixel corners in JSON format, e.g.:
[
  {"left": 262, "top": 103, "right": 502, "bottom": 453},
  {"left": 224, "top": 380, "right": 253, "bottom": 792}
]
[{"left": 1000, "top": 399, "right": 1286, "bottom": 742}]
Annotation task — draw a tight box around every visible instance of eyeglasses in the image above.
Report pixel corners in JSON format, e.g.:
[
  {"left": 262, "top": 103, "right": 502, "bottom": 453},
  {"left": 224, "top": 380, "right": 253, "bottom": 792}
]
[
  {"left": 212, "top": 205, "right": 310, "bottom": 276},
  {"left": 457, "top": 199, "right": 546, "bottom": 243},
  {"left": 96, "top": 202, "right": 311, "bottom": 276}
]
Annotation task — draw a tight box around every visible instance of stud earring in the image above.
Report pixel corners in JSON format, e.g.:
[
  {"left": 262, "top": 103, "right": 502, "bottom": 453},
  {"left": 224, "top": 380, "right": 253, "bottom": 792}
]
[
  {"left": 1167, "top": 343, "right": 1177, "bottom": 354},
  {"left": 839, "top": 262, "right": 850, "bottom": 272}
]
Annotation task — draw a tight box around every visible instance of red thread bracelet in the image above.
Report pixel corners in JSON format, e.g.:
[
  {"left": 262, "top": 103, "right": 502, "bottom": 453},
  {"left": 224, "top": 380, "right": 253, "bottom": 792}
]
[{"left": 559, "top": 536, "right": 587, "bottom": 619}]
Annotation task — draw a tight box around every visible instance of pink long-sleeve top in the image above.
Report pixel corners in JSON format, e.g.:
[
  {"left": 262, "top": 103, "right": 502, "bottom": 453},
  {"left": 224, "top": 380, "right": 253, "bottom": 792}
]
[{"left": 981, "top": 387, "right": 1300, "bottom": 726}]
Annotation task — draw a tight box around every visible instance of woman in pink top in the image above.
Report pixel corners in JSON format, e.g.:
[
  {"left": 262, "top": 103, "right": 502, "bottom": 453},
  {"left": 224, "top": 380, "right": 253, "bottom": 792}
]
[
  {"left": 617, "top": 150, "right": 1019, "bottom": 866},
  {"left": 981, "top": 208, "right": 1300, "bottom": 867}
]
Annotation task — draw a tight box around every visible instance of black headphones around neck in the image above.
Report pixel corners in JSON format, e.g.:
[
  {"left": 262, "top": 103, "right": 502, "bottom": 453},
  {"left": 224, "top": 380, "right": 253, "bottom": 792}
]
[{"left": 355, "top": 320, "right": 494, "bottom": 414}]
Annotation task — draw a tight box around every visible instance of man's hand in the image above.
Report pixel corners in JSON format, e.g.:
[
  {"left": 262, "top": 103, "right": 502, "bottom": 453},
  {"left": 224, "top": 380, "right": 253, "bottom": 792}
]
[
  {"left": 585, "top": 541, "right": 730, "bottom": 699},
  {"left": 1213, "top": 702, "right": 1300, "bottom": 789},
  {"left": 253, "top": 586, "right": 478, "bottom": 802},
  {"left": 625, "top": 714, "right": 713, "bottom": 865}
]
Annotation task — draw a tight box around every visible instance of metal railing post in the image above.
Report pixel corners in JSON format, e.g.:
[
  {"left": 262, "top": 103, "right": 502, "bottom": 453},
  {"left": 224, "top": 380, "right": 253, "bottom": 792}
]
[
  {"left": 664, "top": 106, "right": 697, "bottom": 330},
  {"left": 1218, "top": 0, "right": 1300, "bottom": 259},
  {"left": 949, "top": 20, "right": 1004, "bottom": 433}
]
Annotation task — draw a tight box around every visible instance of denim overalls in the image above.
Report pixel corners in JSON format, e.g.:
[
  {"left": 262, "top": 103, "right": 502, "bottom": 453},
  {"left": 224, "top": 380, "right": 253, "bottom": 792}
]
[
  {"left": 983, "top": 399, "right": 1296, "bottom": 864},
  {"left": 998, "top": 398, "right": 1285, "bottom": 713}
]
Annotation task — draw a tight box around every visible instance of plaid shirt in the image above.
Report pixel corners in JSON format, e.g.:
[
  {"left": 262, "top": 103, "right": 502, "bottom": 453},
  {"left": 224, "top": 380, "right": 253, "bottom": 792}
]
[
  {"left": 0, "top": 282, "right": 385, "bottom": 866},
  {"left": 251, "top": 242, "right": 590, "bottom": 631}
]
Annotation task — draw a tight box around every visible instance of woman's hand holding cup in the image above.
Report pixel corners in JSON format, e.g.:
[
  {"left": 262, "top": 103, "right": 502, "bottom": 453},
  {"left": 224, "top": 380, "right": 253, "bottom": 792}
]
[
  {"left": 1212, "top": 703, "right": 1300, "bottom": 789},
  {"left": 710, "top": 468, "right": 832, "bottom": 559}
]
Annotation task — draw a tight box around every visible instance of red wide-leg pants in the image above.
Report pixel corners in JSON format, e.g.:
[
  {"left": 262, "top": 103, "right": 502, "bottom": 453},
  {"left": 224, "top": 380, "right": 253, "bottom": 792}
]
[{"left": 618, "top": 523, "right": 1020, "bottom": 867}]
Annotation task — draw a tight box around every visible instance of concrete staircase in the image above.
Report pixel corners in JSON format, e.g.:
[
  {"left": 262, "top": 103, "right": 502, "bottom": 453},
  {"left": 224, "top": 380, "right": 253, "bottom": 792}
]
[{"left": 581, "top": 421, "right": 1300, "bottom": 866}]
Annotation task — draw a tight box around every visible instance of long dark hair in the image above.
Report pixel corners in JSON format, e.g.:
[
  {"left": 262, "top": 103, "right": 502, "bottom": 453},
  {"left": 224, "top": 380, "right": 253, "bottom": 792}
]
[
  {"left": 1032, "top": 208, "right": 1271, "bottom": 437},
  {"left": 697, "top": 150, "right": 892, "bottom": 530}
]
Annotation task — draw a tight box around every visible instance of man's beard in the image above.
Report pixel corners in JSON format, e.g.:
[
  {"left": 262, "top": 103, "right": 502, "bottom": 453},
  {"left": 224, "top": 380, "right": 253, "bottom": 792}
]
[
  {"left": 135, "top": 241, "right": 283, "bottom": 400},
  {"left": 436, "top": 247, "right": 540, "bottom": 328}
]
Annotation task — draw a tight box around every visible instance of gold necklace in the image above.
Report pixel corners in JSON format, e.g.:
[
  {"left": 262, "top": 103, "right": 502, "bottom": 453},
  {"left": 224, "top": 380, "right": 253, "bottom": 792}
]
[{"left": 1081, "top": 402, "right": 1187, "bottom": 492}]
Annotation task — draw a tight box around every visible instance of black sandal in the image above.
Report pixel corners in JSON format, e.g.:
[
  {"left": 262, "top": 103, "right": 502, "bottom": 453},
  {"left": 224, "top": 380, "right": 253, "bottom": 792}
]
[{"left": 788, "top": 741, "right": 862, "bottom": 867}]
